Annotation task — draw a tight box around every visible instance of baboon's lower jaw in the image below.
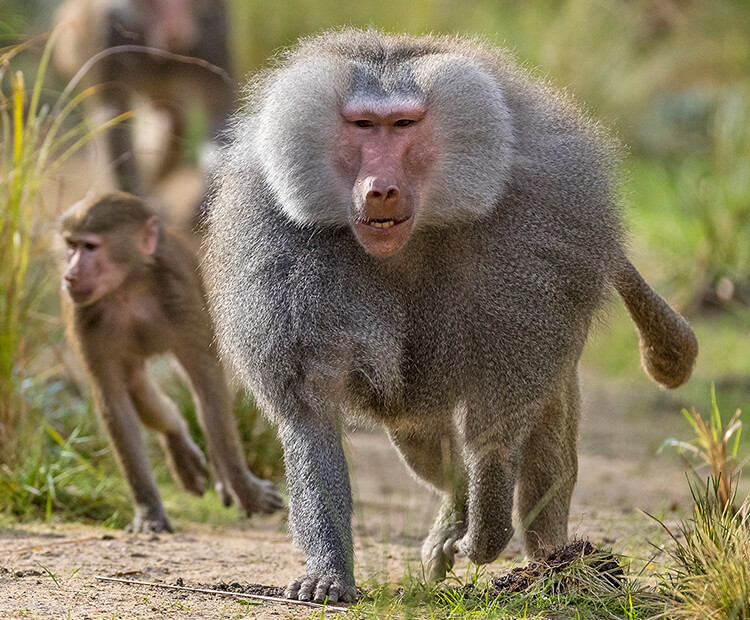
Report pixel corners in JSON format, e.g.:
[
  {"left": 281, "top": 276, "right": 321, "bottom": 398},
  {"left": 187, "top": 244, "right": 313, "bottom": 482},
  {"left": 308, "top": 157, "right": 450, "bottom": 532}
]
[
  {"left": 351, "top": 216, "right": 414, "bottom": 258},
  {"left": 66, "top": 286, "right": 95, "bottom": 306}
]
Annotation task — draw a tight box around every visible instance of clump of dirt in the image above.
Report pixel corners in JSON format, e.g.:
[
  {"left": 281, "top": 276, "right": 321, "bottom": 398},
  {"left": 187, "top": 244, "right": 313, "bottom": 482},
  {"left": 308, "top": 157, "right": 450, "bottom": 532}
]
[
  {"left": 490, "top": 540, "right": 624, "bottom": 595},
  {"left": 190, "top": 579, "right": 285, "bottom": 598}
]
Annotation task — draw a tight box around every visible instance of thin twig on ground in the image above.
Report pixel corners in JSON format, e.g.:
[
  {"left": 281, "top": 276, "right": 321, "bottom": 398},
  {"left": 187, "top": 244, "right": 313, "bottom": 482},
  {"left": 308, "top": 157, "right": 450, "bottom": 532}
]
[{"left": 94, "top": 575, "right": 350, "bottom": 613}]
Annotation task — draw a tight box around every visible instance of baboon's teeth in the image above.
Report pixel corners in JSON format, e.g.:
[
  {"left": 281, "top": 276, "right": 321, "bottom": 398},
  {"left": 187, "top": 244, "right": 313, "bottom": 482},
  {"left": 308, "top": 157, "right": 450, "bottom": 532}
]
[{"left": 371, "top": 220, "right": 396, "bottom": 229}]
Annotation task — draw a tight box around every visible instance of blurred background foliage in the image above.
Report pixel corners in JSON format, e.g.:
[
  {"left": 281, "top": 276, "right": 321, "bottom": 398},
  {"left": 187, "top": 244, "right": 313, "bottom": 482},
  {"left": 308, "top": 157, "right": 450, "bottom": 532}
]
[{"left": 0, "top": 0, "right": 749, "bottom": 525}]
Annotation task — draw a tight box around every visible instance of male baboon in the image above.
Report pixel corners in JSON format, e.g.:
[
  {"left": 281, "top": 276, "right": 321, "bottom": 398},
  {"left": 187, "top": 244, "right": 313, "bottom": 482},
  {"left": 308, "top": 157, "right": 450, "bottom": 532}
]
[
  {"left": 201, "top": 30, "right": 698, "bottom": 603},
  {"left": 53, "top": 0, "right": 234, "bottom": 198},
  {"left": 60, "top": 192, "right": 282, "bottom": 533}
]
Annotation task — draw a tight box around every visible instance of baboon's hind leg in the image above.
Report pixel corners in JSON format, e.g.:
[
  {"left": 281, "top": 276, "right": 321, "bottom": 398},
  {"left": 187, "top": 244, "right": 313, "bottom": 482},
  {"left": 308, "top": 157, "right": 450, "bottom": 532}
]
[{"left": 517, "top": 370, "right": 579, "bottom": 558}]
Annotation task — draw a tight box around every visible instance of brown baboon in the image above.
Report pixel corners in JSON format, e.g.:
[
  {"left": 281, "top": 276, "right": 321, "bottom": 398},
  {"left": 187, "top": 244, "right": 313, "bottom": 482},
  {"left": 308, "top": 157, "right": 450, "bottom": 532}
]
[
  {"left": 201, "top": 30, "right": 698, "bottom": 603},
  {"left": 60, "top": 192, "right": 282, "bottom": 533},
  {"left": 53, "top": 0, "right": 235, "bottom": 198}
]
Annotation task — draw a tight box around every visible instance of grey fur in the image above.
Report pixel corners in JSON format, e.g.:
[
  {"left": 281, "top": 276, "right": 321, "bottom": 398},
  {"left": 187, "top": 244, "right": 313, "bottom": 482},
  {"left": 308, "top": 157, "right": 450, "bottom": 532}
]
[{"left": 201, "top": 29, "right": 698, "bottom": 603}]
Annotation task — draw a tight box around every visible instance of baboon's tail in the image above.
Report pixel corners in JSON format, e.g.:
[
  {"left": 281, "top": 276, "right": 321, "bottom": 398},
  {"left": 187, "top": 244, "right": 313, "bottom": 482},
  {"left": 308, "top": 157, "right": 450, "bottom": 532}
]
[{"left": 612, "top": 256, "right": 698, "bottom": 389}]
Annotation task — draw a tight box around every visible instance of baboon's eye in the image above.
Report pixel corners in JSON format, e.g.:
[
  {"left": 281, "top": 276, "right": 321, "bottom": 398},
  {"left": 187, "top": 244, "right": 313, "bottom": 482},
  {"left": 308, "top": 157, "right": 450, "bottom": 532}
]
[
  {"left": 84, "top": 242, "right": 99, "bottom": 252},
  {"left": 354, "top": 119, "right": 374, "bottom": 128},
  {"left": 394, "top": 119, "right": 415, "bottom": 127}
]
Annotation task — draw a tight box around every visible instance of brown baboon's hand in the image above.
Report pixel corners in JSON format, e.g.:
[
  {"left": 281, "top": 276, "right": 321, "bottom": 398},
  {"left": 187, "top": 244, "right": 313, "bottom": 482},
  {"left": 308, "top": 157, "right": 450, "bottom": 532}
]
[{"left": 234, "top": 476, "right": 284, "bottom": 516}]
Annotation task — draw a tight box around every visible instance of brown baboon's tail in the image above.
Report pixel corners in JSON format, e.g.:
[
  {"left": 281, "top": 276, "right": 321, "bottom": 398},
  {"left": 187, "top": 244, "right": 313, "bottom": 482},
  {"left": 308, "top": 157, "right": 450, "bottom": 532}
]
[{"left": 612, "top": 256, "right": 698, "bottom": 389}]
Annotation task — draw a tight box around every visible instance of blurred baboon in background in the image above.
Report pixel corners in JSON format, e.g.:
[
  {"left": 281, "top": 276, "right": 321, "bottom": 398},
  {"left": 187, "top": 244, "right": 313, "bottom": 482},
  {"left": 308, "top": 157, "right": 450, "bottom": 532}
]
[
  {"left": 53, "top": 0, "right": 235, "bottom": 211},
  {"left": 59, "top": 192, "right": 282, "bottom": 533},
  {"left": 202, "top": 30, "right": 698, "bottom": 603}
]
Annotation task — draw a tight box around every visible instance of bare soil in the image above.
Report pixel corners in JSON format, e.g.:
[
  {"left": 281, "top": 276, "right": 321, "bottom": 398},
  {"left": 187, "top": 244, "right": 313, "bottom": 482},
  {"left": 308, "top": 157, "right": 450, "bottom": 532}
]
[{"left": 0, "top": 373, "right": 707, "bottom": 619}]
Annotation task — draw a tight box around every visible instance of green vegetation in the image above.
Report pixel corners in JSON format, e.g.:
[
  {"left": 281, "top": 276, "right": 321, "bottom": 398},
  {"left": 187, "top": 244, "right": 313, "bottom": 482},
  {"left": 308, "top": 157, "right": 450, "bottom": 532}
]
[
  {"left": 658, "top": 481, "right": 750, "bottom": 620},
  {"left": 0, "top": 33, "right": 134, "bottom": 523},
  {"left": 661, "top": 384, "right": 743, "bottom": 510},
  {"left": 626, "top": 89, "right": 750, "bottom": 312},
  {"left": 655, "top": 390, "right": 749, "bottom": 620},
  {"left": 1, "top": 34, "right": 59, "bottom": 464},
  {"left": 0, "top": 32, "right": 129, "bottom": 467},
  {"left": 0, "top": 376, "right": 129, "bottom": 527}
]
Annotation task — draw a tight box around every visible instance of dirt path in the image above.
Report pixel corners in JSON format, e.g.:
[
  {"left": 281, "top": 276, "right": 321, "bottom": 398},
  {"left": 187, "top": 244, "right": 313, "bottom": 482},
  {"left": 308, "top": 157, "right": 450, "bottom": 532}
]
[{"left": 0, "top": 374, "right": 705, "bottom": 619}]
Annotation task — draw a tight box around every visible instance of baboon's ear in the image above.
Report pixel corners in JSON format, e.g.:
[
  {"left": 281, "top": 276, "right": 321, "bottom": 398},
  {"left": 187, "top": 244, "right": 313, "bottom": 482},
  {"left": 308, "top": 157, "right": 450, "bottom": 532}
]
[{"left": 139, "top": 216, "right": 160, "bottom": 256}]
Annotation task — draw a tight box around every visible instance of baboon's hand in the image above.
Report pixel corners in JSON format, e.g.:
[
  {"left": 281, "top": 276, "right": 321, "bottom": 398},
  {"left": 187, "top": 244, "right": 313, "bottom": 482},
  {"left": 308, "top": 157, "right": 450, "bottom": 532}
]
[
  {"left": 285, "top": 573, "right": 357, "bottom": 604},
  {"left": 454, "top": 523, "right": 514, "bottom": 566},
  {"left": 422, "top": 531, "right": 461, "bottom": 582},
  {"left": 253, "top": 478, "right": 284, "bottom": 514},
  {"left": 233, "top": 475, "right": 284, "bottom": 516}
]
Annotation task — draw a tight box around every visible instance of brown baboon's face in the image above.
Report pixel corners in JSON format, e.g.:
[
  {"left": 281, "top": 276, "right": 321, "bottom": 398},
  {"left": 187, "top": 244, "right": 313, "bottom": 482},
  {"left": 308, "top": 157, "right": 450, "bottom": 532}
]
[{"left": 61, "top": 232, "right": 129, "bottom": 306}]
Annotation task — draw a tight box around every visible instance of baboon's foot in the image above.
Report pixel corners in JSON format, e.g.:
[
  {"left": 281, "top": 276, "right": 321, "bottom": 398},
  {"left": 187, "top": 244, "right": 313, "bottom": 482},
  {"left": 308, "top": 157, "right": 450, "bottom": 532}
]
[
  {"left": 214, "top": 478, "right": 234, "bottom": 507},
  {"left": 164, "top": 432, "right": 209, "bottom": 496},
  {"left": 126, "top": 504, "right": 173, "bottom": 533},
  {"left": 421, "top": 521, "right": 467, "bottom": 581},
  {"left": 285, "top": 572, "right": 357, "bottom": 603}
]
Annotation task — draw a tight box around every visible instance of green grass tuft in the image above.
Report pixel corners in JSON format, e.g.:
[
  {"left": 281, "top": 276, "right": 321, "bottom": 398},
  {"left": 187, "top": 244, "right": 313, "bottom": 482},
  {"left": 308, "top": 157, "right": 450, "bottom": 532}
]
[
  {"left": 653, "top": 386, "right": 749, "bottom": 619},
  {"left": 657, "top": 482, "right": 750, "bottom": 619}
]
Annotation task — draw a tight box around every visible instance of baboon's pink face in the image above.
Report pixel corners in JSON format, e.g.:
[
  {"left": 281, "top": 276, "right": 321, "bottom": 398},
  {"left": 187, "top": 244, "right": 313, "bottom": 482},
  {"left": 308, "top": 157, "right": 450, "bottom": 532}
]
[
  {"left": 62, "top": 232, "right": 127, "bottom": 306},
  {"left": 144, "top": 0, "right": 198, "bottom": 52},
  {"left": 335, "top": 100, "right": 436, "bottom": 258}
]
